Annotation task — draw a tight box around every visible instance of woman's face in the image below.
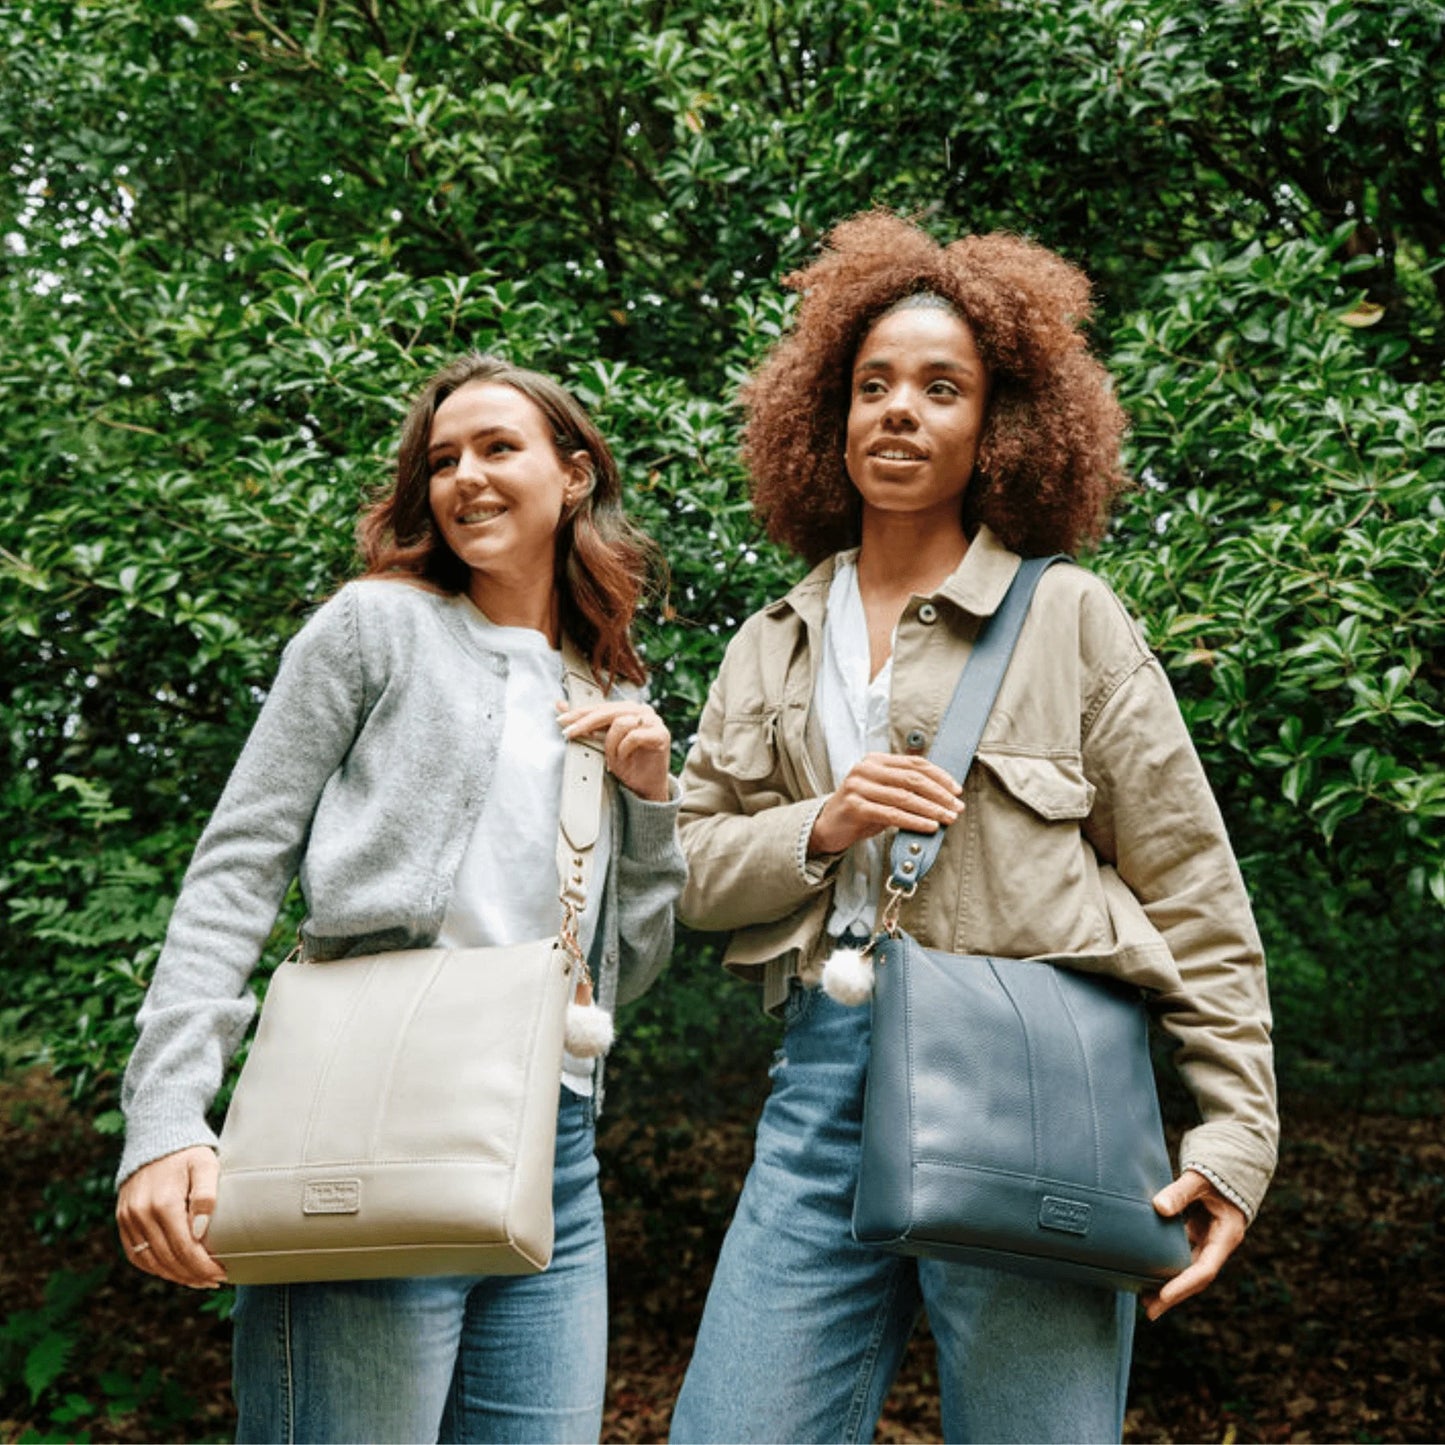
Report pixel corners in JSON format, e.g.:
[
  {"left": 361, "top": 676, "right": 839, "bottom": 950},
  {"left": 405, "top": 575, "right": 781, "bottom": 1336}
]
[
  {"left": 427, "top": 380, "right": 587, "bottom": 587},
  {"left": 844, "top": 305, "right": 990, "bottom": 530}
]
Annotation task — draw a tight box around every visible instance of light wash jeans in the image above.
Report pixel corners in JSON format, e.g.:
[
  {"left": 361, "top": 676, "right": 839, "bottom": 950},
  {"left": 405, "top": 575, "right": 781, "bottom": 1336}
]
[
  {"left": 232, "top": 1089, "right": 607, "bottom": 1444},
  {"left": 670, "top": 985, "right": 1136, "bottom": 1445}
]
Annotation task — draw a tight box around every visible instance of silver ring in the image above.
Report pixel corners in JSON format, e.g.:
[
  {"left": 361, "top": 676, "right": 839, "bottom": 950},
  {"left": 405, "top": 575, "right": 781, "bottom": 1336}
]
[{"left": 128, "top": 1240, "right": 152, "bottom": 1255}]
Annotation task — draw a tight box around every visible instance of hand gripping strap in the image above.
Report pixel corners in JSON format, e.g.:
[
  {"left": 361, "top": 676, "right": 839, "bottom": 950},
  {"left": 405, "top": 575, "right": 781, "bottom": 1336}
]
[{"left": 887, "top": 556, "right": 1067, "bottom": 894}]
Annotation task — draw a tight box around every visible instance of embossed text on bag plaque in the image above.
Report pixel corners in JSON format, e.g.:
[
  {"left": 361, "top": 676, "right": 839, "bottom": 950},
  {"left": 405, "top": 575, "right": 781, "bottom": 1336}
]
[
  {"left": 1038, "top": 1196, "right": 1092, "bottom": 1236},
  {"left": 302, "top": 1179, "right": 362, "bottom": 1215}
]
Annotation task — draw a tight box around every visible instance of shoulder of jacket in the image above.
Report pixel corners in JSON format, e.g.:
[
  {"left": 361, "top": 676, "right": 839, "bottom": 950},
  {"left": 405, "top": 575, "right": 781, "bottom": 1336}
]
[
  {"left": 1032, "top": 561, "right": 1152, "bottom": 660},
  {"left": 288, "top": 580, "right": 465, "bottom": 681},
  {"left": 721, "top": 595, "right": 807, "bottom": 670},
  {"left": 762, "top": 554, "right": 834, "bottom": 618},
  {"left": 338, "top": 576, "right": 472, "bottom": 645},
  {"left": 343, "top": 575, "right": 448, "bottom": 615}
]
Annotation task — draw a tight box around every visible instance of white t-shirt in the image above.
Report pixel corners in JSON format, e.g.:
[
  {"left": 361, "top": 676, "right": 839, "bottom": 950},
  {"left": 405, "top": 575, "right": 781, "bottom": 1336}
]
[
  {"left": 434, "top": 601, "right": 610, "bottom": 1095},
  {"left": 816, "top": 553, "right": 893, "bottom": 940}
]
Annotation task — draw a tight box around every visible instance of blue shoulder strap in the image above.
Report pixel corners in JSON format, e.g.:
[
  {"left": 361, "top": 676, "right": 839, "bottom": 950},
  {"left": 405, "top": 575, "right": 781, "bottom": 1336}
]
[{"left": 886, "top": 555, "right": 1067, "bottom": 894}]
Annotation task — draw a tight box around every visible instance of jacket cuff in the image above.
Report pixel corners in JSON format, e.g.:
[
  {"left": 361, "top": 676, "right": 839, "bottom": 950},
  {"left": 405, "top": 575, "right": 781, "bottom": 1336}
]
[
  {"left": 796, "top": 796, "right": 841, "bottom": 884},
  {"left": 1178, "top": 1119, "right": 1277, "bottom": 1222}
]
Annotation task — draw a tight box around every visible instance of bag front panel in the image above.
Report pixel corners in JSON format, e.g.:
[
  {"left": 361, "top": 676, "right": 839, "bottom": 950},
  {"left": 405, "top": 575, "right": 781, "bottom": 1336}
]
[
  {"left": 209, "top": 939, "right": 570, "bottom": 1280},
  {"left": 855, "top": 935, "right": 1192, "bottom": 1289}
]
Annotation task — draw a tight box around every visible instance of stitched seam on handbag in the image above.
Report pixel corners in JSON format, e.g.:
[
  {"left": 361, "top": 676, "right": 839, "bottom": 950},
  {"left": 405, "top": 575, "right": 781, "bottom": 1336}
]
[
  {"left": 366, "top": 949, "right": 450, "bottom": 1160},
  {"left": 298, "top": 961, "right": 377, "bottom": 1165},
  {"left": 905, "top": 1157, "right": 1157, "bottom": 1205},
  {"left": 506, "top": 940, "right": 560, "bottom": 1240},
  {"left": 988, "top": 957, "right": 1041, "bottom": 1177},
  {"left": 901, "top": 935, "right": 917, "bottom": 1238},
  {"left": 1050, "top": 968, "right": 1104, "bottom": 1188},
  {"left": 220, "top": 1158, "right": 520, "bottom": 1174}
]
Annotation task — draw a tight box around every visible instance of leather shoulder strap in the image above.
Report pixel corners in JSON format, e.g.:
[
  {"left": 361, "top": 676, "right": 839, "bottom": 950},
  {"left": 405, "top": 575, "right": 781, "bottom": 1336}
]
[
  {"left": 886, "top": 556, "right": 1067, "bottom": 893},
  {"left": 557, "top": 637, "right": 608, "bottom": 915}
]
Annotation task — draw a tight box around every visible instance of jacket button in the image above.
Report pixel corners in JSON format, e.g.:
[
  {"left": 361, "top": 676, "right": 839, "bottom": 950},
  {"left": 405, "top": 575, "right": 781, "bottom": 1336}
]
[
  {"left": 918, "top": 602, "right": 939, "bottom": 624},
  {"left": 905, "top": 728, "right": 927, "bottom": 751}
]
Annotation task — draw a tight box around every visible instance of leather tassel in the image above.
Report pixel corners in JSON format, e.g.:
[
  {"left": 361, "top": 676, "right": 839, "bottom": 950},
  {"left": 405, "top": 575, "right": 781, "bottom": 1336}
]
[{"left": 821, "top": 944, "right": 875, "bottom": 1006}]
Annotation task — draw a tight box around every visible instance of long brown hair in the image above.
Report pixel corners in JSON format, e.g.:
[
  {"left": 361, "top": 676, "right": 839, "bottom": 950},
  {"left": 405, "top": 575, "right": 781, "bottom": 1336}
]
[
  {"left": 358, "top": 353, "right": 658, "bottom": 687},
  {"left": 744, "top": 211, "right": 1131, "bottom": 562}
]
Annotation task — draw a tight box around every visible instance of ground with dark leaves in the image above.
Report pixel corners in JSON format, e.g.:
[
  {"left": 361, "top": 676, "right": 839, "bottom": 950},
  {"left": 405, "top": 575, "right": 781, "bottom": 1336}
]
[{"left": 2, "top": 1068, "right": 1440, "bottom": 1443}]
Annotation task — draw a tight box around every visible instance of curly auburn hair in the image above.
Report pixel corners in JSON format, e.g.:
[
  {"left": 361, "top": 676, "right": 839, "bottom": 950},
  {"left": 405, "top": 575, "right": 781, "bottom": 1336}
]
[
  {"left": 358, "top": 353, "right": 658, "bottom": 687},
  {"left": 743, "top": 210, "right": 1131, "bottom": 562}
]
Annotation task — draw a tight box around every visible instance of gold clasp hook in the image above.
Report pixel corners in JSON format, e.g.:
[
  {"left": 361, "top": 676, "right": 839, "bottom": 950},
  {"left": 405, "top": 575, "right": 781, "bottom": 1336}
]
[
  {"left": 558, "top": 898, "right": 584, "bottom": 974},
  {"left": 558, "top": 896, "right": 599, "bottom": 1003},
  {"left": 878, "top": 878, "right": 916, "bottom": 940}
]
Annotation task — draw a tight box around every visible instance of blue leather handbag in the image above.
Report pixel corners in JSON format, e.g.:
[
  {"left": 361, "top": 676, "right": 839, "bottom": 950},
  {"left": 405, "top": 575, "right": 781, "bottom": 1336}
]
[{"left": 851, "top": 557, "right": 1193, "bottom": 1292}]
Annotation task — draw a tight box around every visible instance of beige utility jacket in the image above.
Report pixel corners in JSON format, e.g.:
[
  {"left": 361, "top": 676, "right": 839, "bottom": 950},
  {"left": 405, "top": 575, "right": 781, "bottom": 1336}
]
[{"left": 678, "top": 527, "right": 1278, "bottom": 1220}]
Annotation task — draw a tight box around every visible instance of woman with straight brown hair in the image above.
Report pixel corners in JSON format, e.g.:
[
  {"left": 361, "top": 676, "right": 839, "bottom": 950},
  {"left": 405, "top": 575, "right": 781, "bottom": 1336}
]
[{"left": 115, "top": 352, "right": 686, "bottom": 1443}]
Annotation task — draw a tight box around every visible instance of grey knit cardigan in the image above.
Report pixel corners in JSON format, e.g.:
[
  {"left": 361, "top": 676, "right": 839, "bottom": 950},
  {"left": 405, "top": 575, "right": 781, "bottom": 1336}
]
[{"left": 118, "top": 579, "right": 686, "bottom": 1185}]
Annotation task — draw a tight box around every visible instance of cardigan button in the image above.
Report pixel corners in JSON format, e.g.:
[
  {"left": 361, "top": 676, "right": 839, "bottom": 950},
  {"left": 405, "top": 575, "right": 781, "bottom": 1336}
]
[
  {"left": 905, "top": 728, "right": 927, "bottom": 751},
  {"left": 918, "top": 602, "right": 939, "bottom": 624}
]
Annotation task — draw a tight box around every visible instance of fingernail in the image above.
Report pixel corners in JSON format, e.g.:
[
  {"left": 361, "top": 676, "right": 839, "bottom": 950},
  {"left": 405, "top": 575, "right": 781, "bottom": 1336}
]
[{"left": 192, "top": 1213, "right": 210, "bottom": 1240}]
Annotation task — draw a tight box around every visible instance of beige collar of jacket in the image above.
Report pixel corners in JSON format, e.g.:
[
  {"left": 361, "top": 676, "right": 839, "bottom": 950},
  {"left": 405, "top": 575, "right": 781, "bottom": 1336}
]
[{"left": 766, "top": 525, "right": 1024, "bottom": 631}]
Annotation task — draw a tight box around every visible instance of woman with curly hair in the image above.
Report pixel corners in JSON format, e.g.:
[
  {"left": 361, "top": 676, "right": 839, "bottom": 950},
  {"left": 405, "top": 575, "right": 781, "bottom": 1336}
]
[
  {"left": 115, "top": 353, "right": 686, "bottom": 1443},
  {"left": 668, "top": 213, "right": 1277, "bottom": 1444}
]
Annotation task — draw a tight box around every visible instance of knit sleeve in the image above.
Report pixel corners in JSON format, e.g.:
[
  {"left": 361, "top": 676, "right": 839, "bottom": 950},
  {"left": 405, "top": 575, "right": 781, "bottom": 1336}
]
[{"left": 117, "top": 586, "right": 367, "bottom": 1185}]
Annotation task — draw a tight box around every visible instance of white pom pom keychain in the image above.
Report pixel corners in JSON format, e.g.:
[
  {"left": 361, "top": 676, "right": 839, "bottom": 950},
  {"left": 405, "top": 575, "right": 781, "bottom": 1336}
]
[
  {"left": 563, "top": 973, "right": 615, "bottom": 1057},
  {"left": 821, "top": 885, "right": 913, "bottom": 1007},
  {"left": 564, "top": 999, "right": 615, "bottom": 1056},
  {"left": 821, "top": 940, "right": 876, "bottom": 1005}
]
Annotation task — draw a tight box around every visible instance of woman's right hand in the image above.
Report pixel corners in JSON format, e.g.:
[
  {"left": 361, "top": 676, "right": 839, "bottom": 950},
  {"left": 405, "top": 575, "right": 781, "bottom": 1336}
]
[
  {"left": 116, "top": 1146, "right": 227, "bottom": 1289},
  {"left": 808, "top": 752, "right": 963, "bottom": 857}
]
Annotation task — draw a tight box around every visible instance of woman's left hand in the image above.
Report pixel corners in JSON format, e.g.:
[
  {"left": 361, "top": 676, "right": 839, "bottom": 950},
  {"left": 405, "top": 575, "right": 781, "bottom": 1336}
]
[
  {"left": 557, "top": 700, "right": 672, "bottom": 802},
  {"left": 1141, "top": 1167, "right": 1248, "bottom": 1321}
]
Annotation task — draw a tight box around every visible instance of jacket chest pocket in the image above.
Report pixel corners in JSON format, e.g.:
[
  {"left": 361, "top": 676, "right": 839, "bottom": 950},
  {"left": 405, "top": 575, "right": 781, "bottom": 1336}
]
[
  {"left": 718, "top": 699, "right": 816, "bottom": 811},
  {"left": 717, "top": 709, "right": 787, "bottom": 807},
  {"left": 950, "top": 749, "right": 1104, "bottom": 957},
  {"left": 974, "top": 750, "right": 1096, "bottom": 822}
]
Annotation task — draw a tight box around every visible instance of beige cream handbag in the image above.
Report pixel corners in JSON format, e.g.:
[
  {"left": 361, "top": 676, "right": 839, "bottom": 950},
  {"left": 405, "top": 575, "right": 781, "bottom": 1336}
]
[{"left": 206, "top": 646, "right": 607, "bottom": 1285}]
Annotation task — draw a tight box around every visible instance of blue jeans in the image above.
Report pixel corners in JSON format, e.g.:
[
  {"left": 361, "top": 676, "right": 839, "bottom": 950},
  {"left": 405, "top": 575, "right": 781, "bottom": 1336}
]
[
  {"left": 232, "top": 1090, "right": 607, "bottom": 1444},
  {"left": 670, "top": 987, "right": 1136, "bottom": 1445}
]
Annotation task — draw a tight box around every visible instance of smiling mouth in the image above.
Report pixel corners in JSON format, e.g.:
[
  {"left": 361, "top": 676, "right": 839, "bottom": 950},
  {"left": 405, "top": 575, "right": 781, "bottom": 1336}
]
[
  {"left": 871, "top": 447, "right": 927, "bottom": 461},
  {"left": 457, "top": 507, "right": 503, "bottom": 525}
]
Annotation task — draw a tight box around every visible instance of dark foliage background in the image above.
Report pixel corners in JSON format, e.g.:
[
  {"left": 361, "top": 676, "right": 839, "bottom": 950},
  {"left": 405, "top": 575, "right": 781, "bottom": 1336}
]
[{"left": 2, "top": 1, "right": 1441, "bottom": 1438}]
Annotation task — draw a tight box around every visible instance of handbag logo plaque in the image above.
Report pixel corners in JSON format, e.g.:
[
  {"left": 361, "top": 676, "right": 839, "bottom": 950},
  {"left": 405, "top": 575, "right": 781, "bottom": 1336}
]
[
  {"left": 1038, "top": 1196, "right": 1092, "bottom": 1236},
  {"left": 302, "top": 1179, "right": 362, "bottom": 1215}
]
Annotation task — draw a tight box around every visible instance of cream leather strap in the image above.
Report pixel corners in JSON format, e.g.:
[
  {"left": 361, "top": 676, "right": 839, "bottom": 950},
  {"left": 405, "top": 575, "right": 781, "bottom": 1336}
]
[{"left": 556, "top": 638, "right": 607, "bottom": 973}]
